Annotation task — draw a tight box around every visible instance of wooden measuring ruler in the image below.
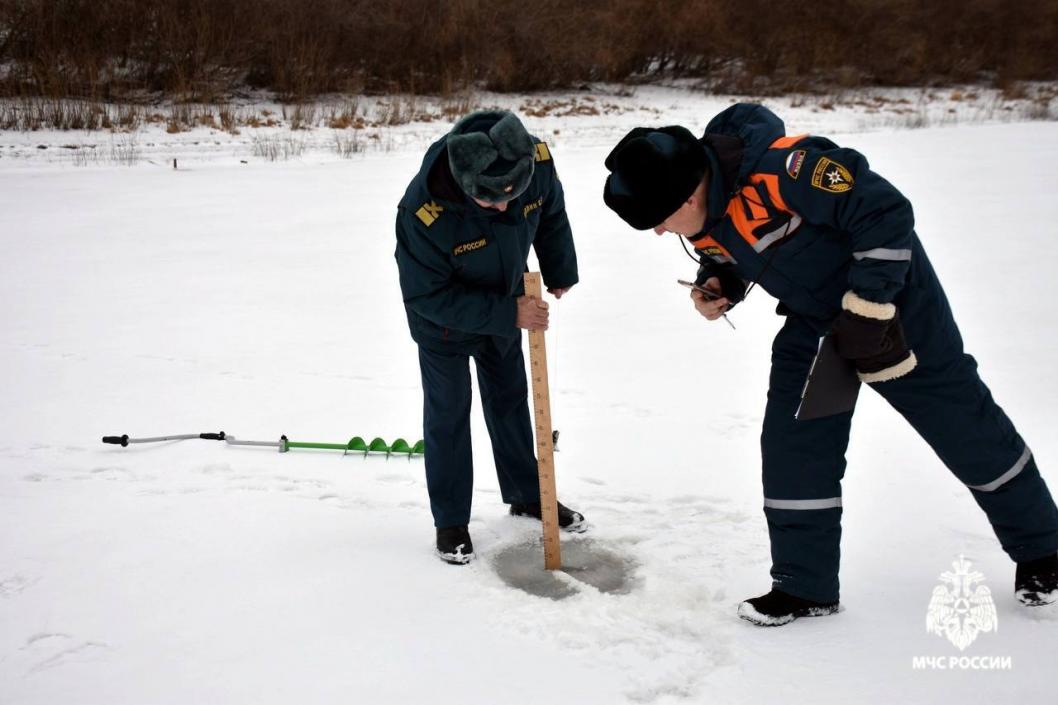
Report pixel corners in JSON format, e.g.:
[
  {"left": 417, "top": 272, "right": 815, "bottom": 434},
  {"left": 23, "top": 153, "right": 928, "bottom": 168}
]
[{"left": 523, "top": 272, "right": 561, "bottom": 570}]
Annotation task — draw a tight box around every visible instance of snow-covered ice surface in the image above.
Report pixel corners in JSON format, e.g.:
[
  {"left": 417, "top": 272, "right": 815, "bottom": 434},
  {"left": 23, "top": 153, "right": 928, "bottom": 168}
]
[{"left": 1, "top": 88, "right": 1057, "bottom": 703}]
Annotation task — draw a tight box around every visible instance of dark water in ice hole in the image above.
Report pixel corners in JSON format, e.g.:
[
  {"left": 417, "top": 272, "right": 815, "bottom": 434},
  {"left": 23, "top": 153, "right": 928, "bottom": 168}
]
[{"left": 491, "top": 539, "right": 638, "bottom": 600}]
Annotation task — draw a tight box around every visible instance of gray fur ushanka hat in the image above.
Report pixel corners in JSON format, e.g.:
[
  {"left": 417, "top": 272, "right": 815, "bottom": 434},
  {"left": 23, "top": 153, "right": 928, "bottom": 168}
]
[{"left": 447, "top": 110, "right": 535, "bottom": 203}]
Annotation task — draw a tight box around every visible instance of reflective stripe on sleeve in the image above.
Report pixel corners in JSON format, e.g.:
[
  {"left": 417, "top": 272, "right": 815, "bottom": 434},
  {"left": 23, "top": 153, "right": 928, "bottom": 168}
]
[
  {"left": 852, "top": 248, "right": 912, "bottom": 261},
  {"left": 753, "top": 214, "right": 803, "bottom": 253},
  {"left": 967, "top": 446, "right": 1032, "bottom": 492},
  {"left": 763, "top": 497, "right": 843, "bottom": 510}
]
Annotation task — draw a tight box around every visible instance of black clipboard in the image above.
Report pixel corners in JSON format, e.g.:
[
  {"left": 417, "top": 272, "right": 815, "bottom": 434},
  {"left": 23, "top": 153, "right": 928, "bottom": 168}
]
[{"left": 795, "top": 335, "right": 862, "bottom": 421}]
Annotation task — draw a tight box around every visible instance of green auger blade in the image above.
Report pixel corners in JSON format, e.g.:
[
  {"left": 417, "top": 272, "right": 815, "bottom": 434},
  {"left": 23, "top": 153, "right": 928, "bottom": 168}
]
[
  {"left": 367, "top": 437, "right": 390, "bottom": 454},
  {"left": 346, "top": 436, "right": 368, "bottom": 453},
  {"left": 411, "top": 440, "right": 425, "bottom": 455},
  {"left": 390, "top": 438, "right": 412, "bottom": 455}
]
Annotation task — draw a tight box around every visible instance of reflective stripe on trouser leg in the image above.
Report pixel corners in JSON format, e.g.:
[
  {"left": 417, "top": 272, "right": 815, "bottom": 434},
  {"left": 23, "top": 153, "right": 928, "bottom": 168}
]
[
  {"left": 966, "top": 445, "right": 1032, "bottom": 492},
  {"left": 762, "top": 316, "right": 854, "bottom": 604},
  {"left": 472, "top": 337, "right": 540, "bottom": 506},
  {"left": 968, "top": 454, "right": 1058, "bottom": 561},
  {"left": 875, "top": 239, "right": 1058, "bottom": 561},
  {"left": 418, "top": 346, "right": 475, "bottom": 528},
  {"left": 765, "top": 497, "right": 843, "bottom": 510}
]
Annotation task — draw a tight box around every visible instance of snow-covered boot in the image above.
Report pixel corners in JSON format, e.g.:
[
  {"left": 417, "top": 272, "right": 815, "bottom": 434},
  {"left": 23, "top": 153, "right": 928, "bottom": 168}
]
[
  {"left": 737, "top": 588, "right": 839, "bottom": 627},
  {"left": 1015, "top": 553, "right": 1058, "bottom": 606},
  {"left": 436, "top": 525, "right": 475, "bottom": 565},
  {"left": 509, "top": 501, "right": 587, "bottom": 533}
]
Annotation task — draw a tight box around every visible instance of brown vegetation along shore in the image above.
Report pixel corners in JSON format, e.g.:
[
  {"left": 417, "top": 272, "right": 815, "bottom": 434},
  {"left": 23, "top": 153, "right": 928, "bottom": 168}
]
[{"left": 1, "top": 0, "right": 1056, "bottom": 101}]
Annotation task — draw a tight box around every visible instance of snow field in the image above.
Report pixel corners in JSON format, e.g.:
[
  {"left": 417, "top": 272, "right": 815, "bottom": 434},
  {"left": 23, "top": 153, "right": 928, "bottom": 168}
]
[{"left": 1, "top": 113, "right": 1057, "bottom": 704}]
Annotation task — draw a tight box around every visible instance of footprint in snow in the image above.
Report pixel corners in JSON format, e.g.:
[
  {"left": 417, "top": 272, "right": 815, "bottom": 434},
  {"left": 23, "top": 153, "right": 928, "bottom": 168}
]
[
  {"left": 86, "top": 466, "right": 137, "bottom": 482},
  {"left": 0, "top": 575, "right": 35, "bottom": 598},
  {"left": 22, "top": 634, "right": 110, "bottom": 675}
]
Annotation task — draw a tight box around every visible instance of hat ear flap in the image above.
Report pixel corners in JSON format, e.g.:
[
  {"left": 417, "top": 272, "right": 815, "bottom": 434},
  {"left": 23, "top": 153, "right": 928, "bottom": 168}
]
[
  {"left": 489, "top": 112, "right": 535, "bottom": 162},
  {"left": 448, "top": 132, "right": 497, "bottom": 176}
]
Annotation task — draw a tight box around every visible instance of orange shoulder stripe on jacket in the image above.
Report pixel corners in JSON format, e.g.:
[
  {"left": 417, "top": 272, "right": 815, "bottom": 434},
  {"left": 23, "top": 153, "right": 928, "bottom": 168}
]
[
  {"left": 725, "top": 174, "right": 796, "bottom": 249},
  {"left": 769, "top": 134, "right": 808, "bottom": 149},
  {"left": 749, "top": 173, "right": 792, "bottom": 214},
  {"left": 688, "top": 234, "right": 733, "bottom": 259}
]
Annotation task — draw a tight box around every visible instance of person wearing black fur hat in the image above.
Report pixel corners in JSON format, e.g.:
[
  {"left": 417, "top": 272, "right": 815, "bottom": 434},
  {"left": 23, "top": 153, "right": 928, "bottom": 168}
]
[
  {"left": 395, "top": 110, "right": 586, "bottom": 564},
  {"left": 604, "top": 104, "right": 1058, "bottom": 625}
]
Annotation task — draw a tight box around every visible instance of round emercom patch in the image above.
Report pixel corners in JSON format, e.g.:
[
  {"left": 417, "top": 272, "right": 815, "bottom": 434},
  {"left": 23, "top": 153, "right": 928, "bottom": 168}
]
[{"left": 491, "top": 539, "right": 638, "bottom": 600}]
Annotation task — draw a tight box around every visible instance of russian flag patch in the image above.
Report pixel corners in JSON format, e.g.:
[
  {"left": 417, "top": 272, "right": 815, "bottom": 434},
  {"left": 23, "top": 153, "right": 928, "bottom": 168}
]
[{"left": 785, "top": 150, "right": 807, "bottom": 179}]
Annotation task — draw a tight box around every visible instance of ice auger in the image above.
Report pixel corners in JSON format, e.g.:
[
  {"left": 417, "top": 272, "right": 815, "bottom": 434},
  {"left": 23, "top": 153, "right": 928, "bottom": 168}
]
[{"left": 102, "top": 431, "right": 424, "bottom": 458}]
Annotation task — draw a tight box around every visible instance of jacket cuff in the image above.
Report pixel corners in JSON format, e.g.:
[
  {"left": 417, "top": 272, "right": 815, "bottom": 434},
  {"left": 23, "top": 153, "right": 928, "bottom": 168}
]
[
  {"left": 858, "top": 351, "right": 918, "bottom": 383},
  {"left": 842, "top": 290, "right": 896, "bottom": 321},
  {"left": 543, "top": 274, "right": 579, "bottom": 291}
]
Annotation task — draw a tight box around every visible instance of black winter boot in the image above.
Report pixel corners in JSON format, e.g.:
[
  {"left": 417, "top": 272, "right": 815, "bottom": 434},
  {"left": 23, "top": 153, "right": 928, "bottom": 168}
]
[
  {"left": 509, "top": 501, "right": 587, "bottom": 533},
  {"left": 436, "top": 525, "right": 475, "bottom": 565},
  {"left": 738, "top": 589, "right": 840, "bottom": 627},
  {"left": 1015, "top": 553, "right": 1058, "bottom": 606}
]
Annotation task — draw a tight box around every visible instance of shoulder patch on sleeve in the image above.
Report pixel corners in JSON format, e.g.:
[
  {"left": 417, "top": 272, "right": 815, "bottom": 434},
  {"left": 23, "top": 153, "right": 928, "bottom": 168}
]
[
  {"left": 415, "top": 201, "right": 444, "bottom": 227},
  {"left": 810, "top": 157, "right": 854, "bottom": 193},
  {"left": 785, "top": 150, "right": 807, "bottom": 179},
  {"left": 534, "top": 142, "right": 551, "bottom": 162}
]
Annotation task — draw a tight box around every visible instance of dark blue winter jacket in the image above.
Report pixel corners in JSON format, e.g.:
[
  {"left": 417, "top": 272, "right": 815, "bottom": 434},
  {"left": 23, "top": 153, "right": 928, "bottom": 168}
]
[
  {"left": 395, "top": 136, "right": 578, "bottom": 353},
  {"left": 690, "top": 104, "right": 915, "bottom": 330}
]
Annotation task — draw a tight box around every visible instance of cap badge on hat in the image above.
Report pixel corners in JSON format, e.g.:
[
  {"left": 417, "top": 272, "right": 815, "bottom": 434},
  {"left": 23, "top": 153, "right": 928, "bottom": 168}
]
[{"left": 504, "top": 185, "right": 514, "bottom": 193}]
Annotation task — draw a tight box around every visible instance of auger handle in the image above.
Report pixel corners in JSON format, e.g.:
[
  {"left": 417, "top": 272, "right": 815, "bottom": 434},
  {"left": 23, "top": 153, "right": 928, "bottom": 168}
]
[
  {"left": 102, "top": 435, "right": 129, "bottom": 446},
  {"left": 199, "top": 432, "right": 226, "bottom": 440}
]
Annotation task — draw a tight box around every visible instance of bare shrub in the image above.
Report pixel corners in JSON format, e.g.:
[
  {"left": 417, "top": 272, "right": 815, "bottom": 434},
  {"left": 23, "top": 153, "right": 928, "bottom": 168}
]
[
  {"left": 72, "top": 145, "right": 101, "bottom": 167},
  {"left": 109, "top": 133, "right": 139, "bottom": 165},
  {"left": 0, "top": 1, "right": 1055, "bottom": 100},
  {"left": 326, "top": 99, "right": 361, "bottom": 129},
  {"left": 376, "top": 97, "right": 422, "bottom": 126},
  {"left": 218, "top": 105, "right": 239, "bottom": 133},
  {"left": 69, "top": 134, "right": 139, "bottom": 166},
  {"left": 251, "top": 134, "right": 305, "bottom": 161},
  {"left": 286, "top": 103, "right": 317, "bottom": 130},
  {"left": 439, "top": 92, "right": 477, "bottom": 121},
  {"left": 332, "top": 129, "right": 364, "bottom": 158},
  {"left": 1022, "top": 99, "right": 1054, "bottom": 121}
]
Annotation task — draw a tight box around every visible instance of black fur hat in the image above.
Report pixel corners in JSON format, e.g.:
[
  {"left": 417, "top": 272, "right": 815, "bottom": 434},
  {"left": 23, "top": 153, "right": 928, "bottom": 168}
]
[
  {"left": 447, "top": 110, "right": 535, "bottom": 203},
  {"left": 603, "top": 126, "right": 709, "bottom": 230}
]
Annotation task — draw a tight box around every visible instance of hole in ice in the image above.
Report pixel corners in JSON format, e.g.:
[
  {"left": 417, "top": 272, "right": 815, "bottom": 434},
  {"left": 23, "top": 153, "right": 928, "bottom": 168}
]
[{"left": 491, "top": 539, "right": 637, "bottom": 600}]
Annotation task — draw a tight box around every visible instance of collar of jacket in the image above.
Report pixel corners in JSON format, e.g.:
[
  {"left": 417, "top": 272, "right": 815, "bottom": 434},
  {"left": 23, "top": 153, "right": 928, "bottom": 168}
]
[
  {"left": 696, "top": 133, "right": 744, "bottom": 235},
  {"left": 702, "top": 103, "right": 786, "bottom": 184},
  {"left": 425, "top": 142, "right": 470, "bottom": 212}
]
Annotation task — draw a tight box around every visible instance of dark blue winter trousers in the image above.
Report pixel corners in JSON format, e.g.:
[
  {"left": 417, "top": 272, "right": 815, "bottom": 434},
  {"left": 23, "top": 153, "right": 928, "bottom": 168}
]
[
  {"left": 763, "top": 238, "right": 1058, "bottom": 603},
  {"left": 418, "top": 337, "right": 540, "bottom": 528}
]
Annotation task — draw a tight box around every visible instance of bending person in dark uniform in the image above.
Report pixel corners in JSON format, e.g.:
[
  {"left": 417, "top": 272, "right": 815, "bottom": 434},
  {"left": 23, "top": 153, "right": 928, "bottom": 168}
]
[
  {"left": 395, "top": 110, "right": 585, "bottom": 564},
  {"left": 603, "top": 103, "right": 1058, "bottom": 625}
]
